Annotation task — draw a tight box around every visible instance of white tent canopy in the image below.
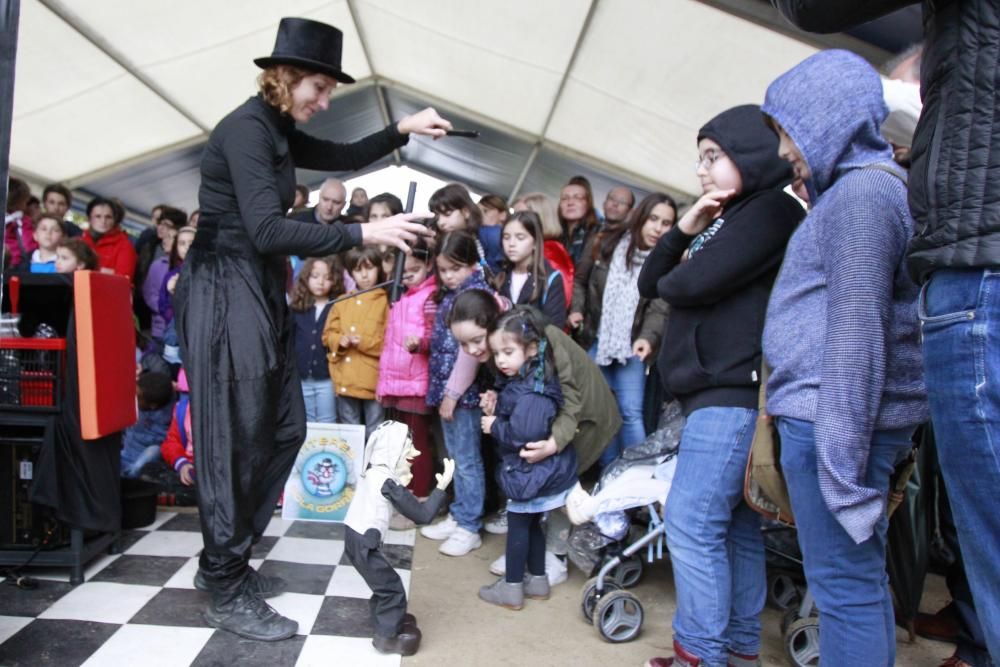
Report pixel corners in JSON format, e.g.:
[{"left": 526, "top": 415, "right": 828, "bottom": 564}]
[{"left": 10, "top": 0, "right": 915, "bottom": 218}]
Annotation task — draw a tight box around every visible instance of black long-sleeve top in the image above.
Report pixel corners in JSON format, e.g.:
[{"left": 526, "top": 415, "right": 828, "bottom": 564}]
[{"left": 197, "top": 94, "right": 408, "bottom": 258}]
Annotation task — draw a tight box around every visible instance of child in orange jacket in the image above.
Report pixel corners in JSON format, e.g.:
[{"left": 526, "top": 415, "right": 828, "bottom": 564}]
[{"left": 323, "top": 246, "right": 389, "bottom": 442}]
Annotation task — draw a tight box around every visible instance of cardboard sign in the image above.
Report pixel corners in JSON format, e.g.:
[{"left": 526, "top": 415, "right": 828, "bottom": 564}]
[{"left": 281, "top": 422, "right": 365, "bottom": 522}]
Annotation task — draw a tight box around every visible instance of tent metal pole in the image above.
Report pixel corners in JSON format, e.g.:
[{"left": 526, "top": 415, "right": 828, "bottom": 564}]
[
  {"left": 508, "top": 144, "right": 540, "bottom": 203},
  {"left": 0, "top": 0, "right": 20, "bottom": 294},
  {"left": 509, "top": 0, "right": 598, "bottom": 202},
  {"left": 0, "top": 0, "right": 19, "bottom": 218}
]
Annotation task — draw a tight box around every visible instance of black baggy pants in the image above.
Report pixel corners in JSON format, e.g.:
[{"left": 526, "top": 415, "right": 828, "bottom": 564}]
[
  {"left": 177, "top": 234, "right": 306, "bottom": 604},
  {"left": 344, "top": 526, "right": 407, "bottom": 638}
]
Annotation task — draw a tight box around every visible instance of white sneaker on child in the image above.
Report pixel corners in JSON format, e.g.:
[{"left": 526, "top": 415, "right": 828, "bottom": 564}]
[
  {"left": 484, "top": 509, "right": 508, "bottom": 534},
  {"left": 420, "top": 514, "right": 457, "bottom": 541},
  {"left": 489, "top": 551, "right": 568, "bottom": 586},
  {"left": 438, "top": 527, "right": 482, "bottom": 556}
]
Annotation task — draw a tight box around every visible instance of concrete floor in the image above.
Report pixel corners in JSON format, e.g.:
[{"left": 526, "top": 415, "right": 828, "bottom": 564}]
[{"left": 405, "top": 531, "right": 954, "bottom": 667}]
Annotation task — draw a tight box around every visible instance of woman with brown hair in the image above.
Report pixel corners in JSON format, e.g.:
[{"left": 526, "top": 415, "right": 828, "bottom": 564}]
[
  {"left": 175, "top": 17, "right": 449, "bottom": 642},
  {"left": 557, "top": 175, "right": 601, "bottom": 265},
  {"left": 568, "top": 193, "right": 676, "bottom": 467}
]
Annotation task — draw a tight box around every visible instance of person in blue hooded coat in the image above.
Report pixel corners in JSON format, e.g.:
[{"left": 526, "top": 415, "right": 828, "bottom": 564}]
[
  {"left": 761, "top": 50, "right": 928, "bottom": 667},
  {"left": 638, "top": 105, "right": 803, "bottom": 667}
]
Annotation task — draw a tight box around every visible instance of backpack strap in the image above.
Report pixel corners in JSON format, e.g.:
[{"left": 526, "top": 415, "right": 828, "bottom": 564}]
[{"left": 541, "top": 270, "right": 561, "bottom": 306}]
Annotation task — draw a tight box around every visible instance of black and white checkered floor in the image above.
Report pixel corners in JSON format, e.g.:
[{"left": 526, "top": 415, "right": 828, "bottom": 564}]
[{"left": 0, "top": 509, "right": 415, "bottom": 666}]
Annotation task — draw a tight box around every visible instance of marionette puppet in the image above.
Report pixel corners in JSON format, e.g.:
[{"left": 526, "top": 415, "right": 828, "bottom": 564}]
[{"left": 343, "top": 420, "right": 455, "bottom": 656}]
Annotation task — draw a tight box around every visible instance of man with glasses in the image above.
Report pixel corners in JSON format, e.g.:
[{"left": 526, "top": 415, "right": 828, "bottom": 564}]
[{"left": 602, "top": 185, "right": 635, "bottom": 226}]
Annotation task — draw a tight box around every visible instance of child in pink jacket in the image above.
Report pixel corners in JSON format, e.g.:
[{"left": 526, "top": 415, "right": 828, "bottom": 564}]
[{"left": 377, "top": 241, "right": 436, "bottom": 497}]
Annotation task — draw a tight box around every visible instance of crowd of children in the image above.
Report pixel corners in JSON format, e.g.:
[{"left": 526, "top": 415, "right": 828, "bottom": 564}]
[{"left": 7, "top": 35, "right": 976, "bottom": 664}]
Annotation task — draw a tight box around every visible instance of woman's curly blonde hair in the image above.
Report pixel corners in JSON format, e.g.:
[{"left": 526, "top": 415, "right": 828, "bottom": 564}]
[{"left": 257, "top": 65, "right": 309, "bottom": 115}]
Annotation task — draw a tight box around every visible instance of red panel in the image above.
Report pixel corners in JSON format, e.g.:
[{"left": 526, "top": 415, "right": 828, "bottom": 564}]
[{"left": 74, "top": 271, "right": 136, "bottom": 439}]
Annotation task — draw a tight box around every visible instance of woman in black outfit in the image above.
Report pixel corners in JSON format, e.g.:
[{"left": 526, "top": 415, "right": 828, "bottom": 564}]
[{"left": 175, "top": 17, "right": 448, "bottom": 641}]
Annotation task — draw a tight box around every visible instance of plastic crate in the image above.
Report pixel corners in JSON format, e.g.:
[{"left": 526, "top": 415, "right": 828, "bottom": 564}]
[{"left": 0, "top": 338, "right": 67, "bottom": 411}]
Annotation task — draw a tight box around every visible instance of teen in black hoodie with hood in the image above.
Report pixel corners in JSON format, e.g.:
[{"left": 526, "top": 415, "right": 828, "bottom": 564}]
[{"left": 638, "top": 105, "right": 803, "bottom": 667}]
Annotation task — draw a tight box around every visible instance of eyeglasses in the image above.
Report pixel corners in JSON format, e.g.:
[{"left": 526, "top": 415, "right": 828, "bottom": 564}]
[
  {"left": 560, "top": 193, "right": 587, "bottom": 203},
  {"left": 605, "top": 197, "right": 631, "bottom": 207},
  {"left": 695, "top": 150, "right": 727, "bottom": 171}
]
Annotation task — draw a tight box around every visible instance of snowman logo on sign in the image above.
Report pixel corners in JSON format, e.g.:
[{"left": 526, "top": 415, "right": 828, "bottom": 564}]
[{"left": 306, "top": 457, "right": 340, "bottom": 497}]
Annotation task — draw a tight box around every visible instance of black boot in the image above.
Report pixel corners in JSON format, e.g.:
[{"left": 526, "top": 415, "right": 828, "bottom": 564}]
[
  {"left": 195, "top": 568, "right": 287, "bottom": 599},
  {"left": 373, "top": 625, "right": 422, "bottom": 656},
  {"left": 203, "top": 585, "right": 298, "bottom": 641}
]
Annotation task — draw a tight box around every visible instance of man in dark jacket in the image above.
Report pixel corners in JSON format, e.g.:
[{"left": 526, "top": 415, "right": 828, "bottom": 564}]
[
  {"left": 290, "top": 177, "right": 347, "bottom": 225},
  {"left": 771, "top": 3, "right": 1000, "bottom": 662}
]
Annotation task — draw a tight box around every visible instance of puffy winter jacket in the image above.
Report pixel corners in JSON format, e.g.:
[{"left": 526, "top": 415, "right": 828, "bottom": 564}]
[
  {"left": 491, "top": 362, "right": 577, "bottom": 501},
  {"left": 377, "top": 274, "right": 436, "bottom": 400},
  {"left": 771, "top": 0, "right": 1000, "bottom": 281},
  {"left": 323, "top": 288, "right": 388, "bottom": 400}
]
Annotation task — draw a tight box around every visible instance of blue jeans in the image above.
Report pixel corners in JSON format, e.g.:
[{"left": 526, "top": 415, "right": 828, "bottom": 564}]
[
  {"left": 590, "top": 347, "right": 647, "bottom": 467},
  {"left": 920, "top": 268, "right": 1000, "bottom": 661},
  {"left": 337, "top": 396, "right": 384, "bottom": 443},
  {"left": 441, "top": 406, "right": 484, "bottom": 533},
  {"left": 664, "top": 407, "right": 763, "bottom": 666},
  {"left": 778, "top": 417, "right": 913, "bottom": 667},
  {"left": 301, "top": 379, "right": 337, "bottom": 423}
]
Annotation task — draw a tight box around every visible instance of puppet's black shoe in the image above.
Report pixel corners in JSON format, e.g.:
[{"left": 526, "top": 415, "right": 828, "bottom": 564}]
[
  {"left": 204, "top": 589, "right": 298, "bottom": 641},
  {"left": 195, "top": 568, "right": 286, "bottom": 599},
  {"left": 373, "top": 627, "right": 422, "bottom": 656}
]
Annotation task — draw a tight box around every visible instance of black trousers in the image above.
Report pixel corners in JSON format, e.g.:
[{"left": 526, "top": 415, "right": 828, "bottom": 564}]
[
  {"left": 345, "top": 527, "right": 407, "bottom": 637},
  {"left": 177, "top": 239, "right": 306, "bottom": 604}
]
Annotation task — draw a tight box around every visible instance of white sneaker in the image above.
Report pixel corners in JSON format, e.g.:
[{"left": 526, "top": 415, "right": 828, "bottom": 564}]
[
  {"left": 438, "top": 527, "right": 482, "bottom": 556},
  {"left": 420, "top": 514, "right": 457, "bottom": 541},
  {"left": 545, "top": 551, "right": 568, "bottom": 586},
  {"left": 489, "top": 551, "right": 568, "bottom": 586},
  {"left": 484, "top": 509, "right": 508, "bottom": 535}
]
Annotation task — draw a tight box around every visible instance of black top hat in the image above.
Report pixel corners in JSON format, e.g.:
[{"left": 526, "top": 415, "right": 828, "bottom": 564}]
[{"left": 255, "top": 17, "right": 356, "bottom": 84}]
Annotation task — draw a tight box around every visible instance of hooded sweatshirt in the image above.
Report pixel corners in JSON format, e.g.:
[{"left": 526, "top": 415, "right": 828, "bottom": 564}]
[
  {"left": 761, "top": 50, "right": 928, "bottom": 544},
  {"left": 637, "top": 105, "right": 804, "bottom": 415}
]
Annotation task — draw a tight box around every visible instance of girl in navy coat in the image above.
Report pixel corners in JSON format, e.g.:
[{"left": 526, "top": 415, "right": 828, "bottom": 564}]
[
  {"left": 478, "top": 307, "right": 577, "bottom": 610},
  {"left": 289, "top": 256, "right": 344, "bottom": 422},
  {"left": 494, "top": 210, "right": 567, "bottom": 329}
]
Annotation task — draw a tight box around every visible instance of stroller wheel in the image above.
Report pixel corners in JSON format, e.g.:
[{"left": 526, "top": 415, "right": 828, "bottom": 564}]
[
  {"left": 592, "top": 590, "right": 644, "bottom": 643},
  {"left": 784, "top": 617, "right": 821, "bottom": 666},
  {"left": 781, "top": 602, "right": 817, "bottom": 635},
  {"left": 581, "top": 576, "right": 621, "bottom": 624},
  {"left": 767, "top": 572, "right": 802, "bottom": 611},
  {"left": 609, "top": 555, "right": 644, "bottom": 589}
]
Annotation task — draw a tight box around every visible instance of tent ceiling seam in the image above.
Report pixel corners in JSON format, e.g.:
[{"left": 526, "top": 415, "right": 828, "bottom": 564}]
[
  {"left": 37, "top": 0, "right": 211, "bottom": 134},
  {"left": 509, "top": 0, "right": 599, "bottom": 203},
  {"left": 346, "top": 0, "right": 399, "bottom": 165}
]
